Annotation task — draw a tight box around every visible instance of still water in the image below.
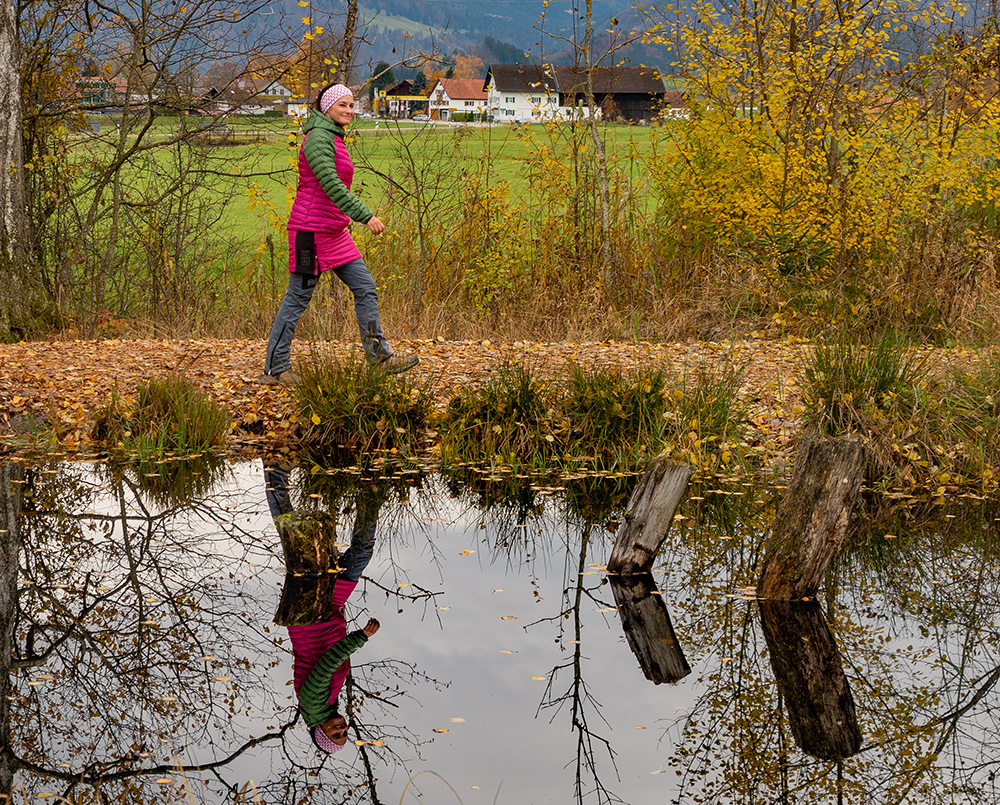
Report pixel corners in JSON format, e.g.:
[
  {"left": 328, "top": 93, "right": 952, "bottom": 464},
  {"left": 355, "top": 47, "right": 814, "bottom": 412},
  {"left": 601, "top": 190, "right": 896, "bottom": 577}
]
[{"left": 2, "top": 459, "right": 1000, "bottom": 803}]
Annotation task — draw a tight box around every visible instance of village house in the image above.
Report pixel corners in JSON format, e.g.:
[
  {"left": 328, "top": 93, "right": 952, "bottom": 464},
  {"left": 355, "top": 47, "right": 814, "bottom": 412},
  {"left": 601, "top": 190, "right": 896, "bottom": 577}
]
[
  {"left": 485, "top": 64, "right": 559, "bottom": 122},
  {"left": 378, "top": 80, "right": 429, "bottom": 118},
  {"left": 553, "top": 65, "right": 667, "bottom": 122},
  {"left": 485, "top": 63, "right": 668, "bottom": 123},
  {"left": 428, "top": 78, "right": 489, "bottom": 121}
]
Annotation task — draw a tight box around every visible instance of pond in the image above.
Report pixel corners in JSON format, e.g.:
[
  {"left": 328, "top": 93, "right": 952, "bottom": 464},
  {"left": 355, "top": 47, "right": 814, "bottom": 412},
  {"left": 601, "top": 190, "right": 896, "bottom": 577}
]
[{"left": 1, "top": 458, "right": 999, "bottom": 804}]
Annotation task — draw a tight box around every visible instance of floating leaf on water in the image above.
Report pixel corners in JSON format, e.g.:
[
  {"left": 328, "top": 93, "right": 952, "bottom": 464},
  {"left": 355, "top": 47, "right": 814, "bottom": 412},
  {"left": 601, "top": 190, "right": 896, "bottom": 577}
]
[
  {"left": 33, "top": 674, "right": 54, "bottom": 680},
  {"left": 451, "top": 718, "right": 465, "bottom": 723},
  {"left": 27, "top": 681, "right": 43, "bottom": 686},
  {"left": 459, "top": 550, "right": 474, "bottom": 556},
  {"left": 492, "top": 588, "right": 504, "bottom": 593},
  {"left": 201, "top": 656, "right": 216, "bottom": 661},
  {"left": 438, "top": 605, "right": 451, "bottom": 611},
  {"left": 501, "top": 615, "right": 517, "bottom": 620},
  {"left": 567, "top": 640, "right": 580, "bottom": 644},
  {"left": 530, "top": 676, "right": 547, "bottom": 680},
  {"left": 594, "top": 607, "right": 617, "bottom": 613},
  {"left": 161, "top": 696, "right": 177, "bottom": 701},
  {"left": 397, "top": 582, "right": 410, "bottom": 588},
  {"left": 155, "top": 778, "right": 174, "bottom": 784},
  {"left": 721, "top": 657, "right": 732, "bottom": 662},
  {"left": 433, "top": 728, "right": 449, "bottom": 733},
  {"left": 215, "top": 676, "right": 231, "bottom": 681},
  {"left": 650, "top": 768, "right": 666, "bottom": 775},
  {"left": 633, "top": 725, "right": 647, "bottom": 730},
  {"left": 500, "top": 650, "right": 516, "bottom": 654}
]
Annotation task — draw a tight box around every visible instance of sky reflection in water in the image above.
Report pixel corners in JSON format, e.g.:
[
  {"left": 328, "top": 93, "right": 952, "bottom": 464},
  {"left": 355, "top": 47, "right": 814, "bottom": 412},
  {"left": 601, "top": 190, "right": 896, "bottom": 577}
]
[{"left": 4, "top": 459, "right": 1000, "bottom": 804}]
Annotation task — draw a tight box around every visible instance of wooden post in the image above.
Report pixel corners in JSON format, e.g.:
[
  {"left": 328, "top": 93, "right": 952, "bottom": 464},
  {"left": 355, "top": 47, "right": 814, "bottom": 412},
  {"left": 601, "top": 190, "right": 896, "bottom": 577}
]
[
  {"left": 759, "top": 599, "right": 862, "bottom": 760},
  {"left": 273, "top": 510, "right": 342, "bottom": 626},
  {"left": 275, "top": 510, "right": 340, "bottom": 575},
  {"left": 609, "top": 575, "right": 691, "bottom": 684},
  {"left": 607, "top": 457, "right": 694, "bottom": 576},
  {"left": 757, "top": 437, "right": 866, "bottom": 600}
]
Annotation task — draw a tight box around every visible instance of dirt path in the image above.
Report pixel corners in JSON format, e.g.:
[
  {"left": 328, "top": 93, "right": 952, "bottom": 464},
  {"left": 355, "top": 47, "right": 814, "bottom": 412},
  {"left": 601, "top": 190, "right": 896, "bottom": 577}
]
[{"left": 0, "top": 336, "right": 827, "bottom": 459}]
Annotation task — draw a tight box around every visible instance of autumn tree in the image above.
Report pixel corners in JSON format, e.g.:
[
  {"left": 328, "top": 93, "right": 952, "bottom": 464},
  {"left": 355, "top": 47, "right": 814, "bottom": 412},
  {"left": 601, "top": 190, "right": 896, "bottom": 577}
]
[
  {"left": 452, "top": 53, "right": 484, "bottom": 79},
  {"left": 0, "top": 0, "right": 27, "bottom": 334}
]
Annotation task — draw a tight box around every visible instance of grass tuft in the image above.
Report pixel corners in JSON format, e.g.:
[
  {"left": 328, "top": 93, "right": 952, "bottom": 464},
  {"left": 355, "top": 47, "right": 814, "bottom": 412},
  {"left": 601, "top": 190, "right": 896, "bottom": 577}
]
[
  {"left": 295, "top": 353, "right": 432, "bottom": 454},
  {"left": 802, "top": 332, "right": 929, "bottom": 437},
  {"left": 661, "top": 359, "right": 749, "bottom": 472},
  {"left": 91, "top": 374, "right": 230, "bottom": 457},
  {"left": 440, "top": 360, "right": 559, "bottom": 468},
  {"left": 562, "top": 363, "right": 668, "bottom": 463}
]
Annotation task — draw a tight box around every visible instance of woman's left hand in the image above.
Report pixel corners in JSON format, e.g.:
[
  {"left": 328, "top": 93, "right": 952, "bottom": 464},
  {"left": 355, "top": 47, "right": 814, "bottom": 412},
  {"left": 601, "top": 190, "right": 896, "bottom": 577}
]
[{"left": 366, "top": 216, "right": 385, "bottom": 235}]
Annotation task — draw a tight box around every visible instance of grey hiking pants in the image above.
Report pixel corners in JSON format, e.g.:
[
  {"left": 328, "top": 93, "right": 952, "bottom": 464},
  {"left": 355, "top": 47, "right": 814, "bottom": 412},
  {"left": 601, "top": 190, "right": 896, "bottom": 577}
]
[{"left": 264, "top": 258, "right": 392, "bottom": 376}]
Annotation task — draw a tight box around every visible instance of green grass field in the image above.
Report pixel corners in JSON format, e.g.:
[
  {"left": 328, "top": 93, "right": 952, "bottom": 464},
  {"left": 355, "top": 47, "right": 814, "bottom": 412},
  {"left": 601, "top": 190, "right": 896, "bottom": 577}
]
[{"left": 76, "top": 115, "right": 659, "bottom": 244}]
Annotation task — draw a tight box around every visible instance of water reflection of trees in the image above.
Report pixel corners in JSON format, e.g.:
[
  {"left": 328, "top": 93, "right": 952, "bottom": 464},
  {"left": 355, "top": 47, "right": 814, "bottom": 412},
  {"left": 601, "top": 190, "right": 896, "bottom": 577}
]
[
  {"left": 661, "top": 490, "right": 1000, "bottom": 803},
  {"left": 0, "top": 458, "right": 451, "bottom": 803}
]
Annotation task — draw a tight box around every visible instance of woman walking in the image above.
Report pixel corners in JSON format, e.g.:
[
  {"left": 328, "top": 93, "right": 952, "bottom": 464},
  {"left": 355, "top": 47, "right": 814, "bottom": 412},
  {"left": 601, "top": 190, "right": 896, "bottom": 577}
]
[{"left": 260, "top": 82, "right": 417, "bottom": 384}]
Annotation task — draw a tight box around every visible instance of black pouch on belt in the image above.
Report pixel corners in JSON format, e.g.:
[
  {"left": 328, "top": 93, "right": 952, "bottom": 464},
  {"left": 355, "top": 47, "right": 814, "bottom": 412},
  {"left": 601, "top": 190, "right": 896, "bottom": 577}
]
[{"left": 291, "top": 231, "right": 318, "bottom": 276}]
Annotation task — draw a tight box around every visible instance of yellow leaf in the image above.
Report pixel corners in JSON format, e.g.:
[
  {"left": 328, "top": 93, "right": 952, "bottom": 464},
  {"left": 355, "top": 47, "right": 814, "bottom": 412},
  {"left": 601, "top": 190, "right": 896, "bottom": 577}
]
[
  {"left": 501, "top": 615, "right": 517, "bottom": 620},
  {"left": 459, "top": 550, "right": 474, "bottom": 555},
  {"left": 433, "top": 728, "right": 449, "bottom": 733},
  {"left": 311, "top": 413, "right": 321, "bottom": 425},
  {"left": 530, "top": 676, "right": 546, "bottom": 680}
]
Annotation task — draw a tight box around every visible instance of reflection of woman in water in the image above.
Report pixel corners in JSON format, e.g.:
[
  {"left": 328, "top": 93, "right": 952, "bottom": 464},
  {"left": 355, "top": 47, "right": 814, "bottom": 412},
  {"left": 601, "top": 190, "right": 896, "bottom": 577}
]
[{"left": 266, "top": 465, "right": 380, "bottom": 754}]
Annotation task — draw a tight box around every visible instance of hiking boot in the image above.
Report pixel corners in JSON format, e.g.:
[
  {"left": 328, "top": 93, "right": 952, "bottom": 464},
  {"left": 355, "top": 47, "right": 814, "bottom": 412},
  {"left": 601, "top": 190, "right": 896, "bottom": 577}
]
[
  {"left": 377, "top": 354, "right": 419, "bottom": 375},
  {"left": 257, "top": 370, "right": 299, "bottom": 386}
]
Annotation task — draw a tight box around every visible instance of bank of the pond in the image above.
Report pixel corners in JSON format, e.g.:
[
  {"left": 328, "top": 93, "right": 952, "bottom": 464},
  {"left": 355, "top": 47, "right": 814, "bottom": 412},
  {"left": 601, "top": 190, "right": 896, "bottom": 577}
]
[{"left": 0, "top": 336, "right": 985, "bottom": 490}]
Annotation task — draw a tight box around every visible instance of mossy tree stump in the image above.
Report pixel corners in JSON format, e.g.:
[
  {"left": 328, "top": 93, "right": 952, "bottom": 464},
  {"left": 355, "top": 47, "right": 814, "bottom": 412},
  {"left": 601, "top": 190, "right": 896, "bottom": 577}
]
[
  {"left": 274, "top": 510, "right": 342, "bottom": 626},
  {"left": 757, "top": 437, "right": 867, "bottom": 600}
]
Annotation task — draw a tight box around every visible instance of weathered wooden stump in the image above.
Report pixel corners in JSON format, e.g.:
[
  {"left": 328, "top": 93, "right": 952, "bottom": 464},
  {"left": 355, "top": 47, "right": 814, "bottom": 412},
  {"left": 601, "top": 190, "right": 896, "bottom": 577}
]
[
  {"left": 273, "top": 510, "right": 342, "bottom": 626},
  {"left": 757, "top": 437, "right": 866, "bottom": 600},
  {"left": 759, "top": 599, "right": 862, "bottom": 760},
  {"left": 609, "top": 575, "right": 691, "bottom": 684},
  {"left": 275, "top": 510, "right": 341, "bottom": 575},
  {"left": 607, "top": 457, "right": 694, "bottom": 576}
]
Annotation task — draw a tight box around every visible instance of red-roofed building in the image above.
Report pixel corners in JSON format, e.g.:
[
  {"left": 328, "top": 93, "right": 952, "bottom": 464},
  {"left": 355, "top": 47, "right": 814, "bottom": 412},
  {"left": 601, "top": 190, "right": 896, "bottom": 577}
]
[{"left": 428, "top": 78, "right": 489, "bottom": 121}]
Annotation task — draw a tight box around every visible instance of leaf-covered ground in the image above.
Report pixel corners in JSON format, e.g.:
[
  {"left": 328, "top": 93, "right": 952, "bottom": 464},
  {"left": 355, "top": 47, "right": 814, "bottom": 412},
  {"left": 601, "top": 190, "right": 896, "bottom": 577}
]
[{"left": 0, "top": 336, "right": 969, "bottom": 467}]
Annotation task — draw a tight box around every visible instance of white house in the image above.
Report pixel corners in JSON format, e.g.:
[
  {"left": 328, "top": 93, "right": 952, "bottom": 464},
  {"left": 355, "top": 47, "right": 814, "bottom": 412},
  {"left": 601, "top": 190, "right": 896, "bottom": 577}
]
[
  {"left": 428, "top": 78, "right": 489, "bottom": 120},
  {"left": 484, "top": 64, "right": 559, "bottom": 122}
]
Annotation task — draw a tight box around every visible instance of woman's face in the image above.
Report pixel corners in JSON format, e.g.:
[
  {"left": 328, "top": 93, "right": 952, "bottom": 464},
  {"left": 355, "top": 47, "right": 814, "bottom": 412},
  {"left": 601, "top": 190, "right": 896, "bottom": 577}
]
[
  {"left": 320, "top": 714, "right": 349, "bottom": 746},
  {"left": 326, "top": 95, "right": 355, "bottom": 127}
]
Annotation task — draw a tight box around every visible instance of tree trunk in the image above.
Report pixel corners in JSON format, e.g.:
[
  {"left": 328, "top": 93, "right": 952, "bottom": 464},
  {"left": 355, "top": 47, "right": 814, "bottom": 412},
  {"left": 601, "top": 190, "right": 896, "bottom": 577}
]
[
  {"left": 0, "top": 463, "right": 25, "bottom": 797},
  {"left": 607, "top": 457, "right": 693, "bottom": 576},
  {"left": 759, "top": 599, "right": 862, "bottom": 760},
  {"left": 0, "top": 0, "right": 28, "bottom": 334},
  {"left": 609, "top": 575, "right": 690, "bottom": 684},
  {"left": 757, "top": 437, "right": 866, "bottom": 600}
]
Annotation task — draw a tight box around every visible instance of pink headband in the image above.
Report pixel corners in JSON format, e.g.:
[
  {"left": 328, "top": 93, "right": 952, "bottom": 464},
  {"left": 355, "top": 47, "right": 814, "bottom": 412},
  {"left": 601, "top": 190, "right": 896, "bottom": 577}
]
[
  {"left": 319, "top": 84, "right": 353, "bottom": 113},
  {"left": 313, "top": 725, "right": 345, "bottom": 754}
]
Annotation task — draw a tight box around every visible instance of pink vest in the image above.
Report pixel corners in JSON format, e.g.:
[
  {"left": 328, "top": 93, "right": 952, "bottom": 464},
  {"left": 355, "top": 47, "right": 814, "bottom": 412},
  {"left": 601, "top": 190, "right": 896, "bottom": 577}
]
[{"left": 286, "top": 133, "right": 362, "bottom": 269}]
